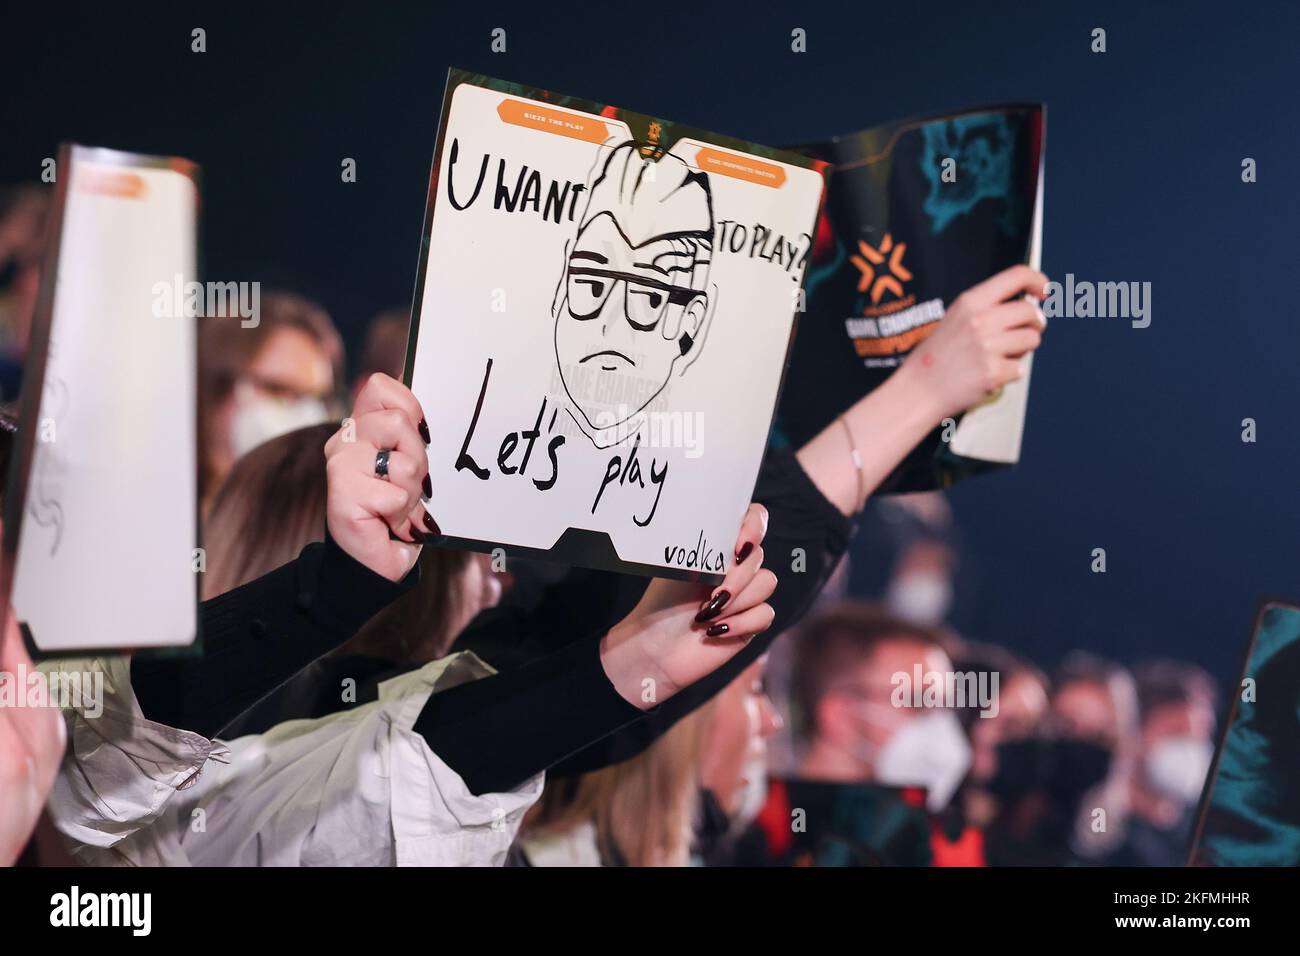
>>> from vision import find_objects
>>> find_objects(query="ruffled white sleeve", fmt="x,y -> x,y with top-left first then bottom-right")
174,651 -> 543,867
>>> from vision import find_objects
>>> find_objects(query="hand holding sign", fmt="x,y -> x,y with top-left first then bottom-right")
325,373 -> 437,582
795,265 -> 1050,517
600,503 -> 776,708
902,264 -> 1049,421
408,72 -> 825,582
780,104 -> 1047,488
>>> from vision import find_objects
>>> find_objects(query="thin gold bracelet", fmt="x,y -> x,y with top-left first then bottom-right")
839,415 -> 866,513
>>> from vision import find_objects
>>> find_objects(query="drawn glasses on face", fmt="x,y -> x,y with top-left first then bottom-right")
566,265 -> 703,332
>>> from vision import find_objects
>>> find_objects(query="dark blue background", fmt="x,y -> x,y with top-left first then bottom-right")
3,1 -> 1297,684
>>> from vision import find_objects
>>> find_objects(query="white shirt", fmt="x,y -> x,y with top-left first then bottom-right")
519,822 -> 605,867
45,652 -> 543,867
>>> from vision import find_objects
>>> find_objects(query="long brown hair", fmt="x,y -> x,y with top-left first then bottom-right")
202,422 -> 335,598
522,704 -> 712,866
202,422 -> 471,663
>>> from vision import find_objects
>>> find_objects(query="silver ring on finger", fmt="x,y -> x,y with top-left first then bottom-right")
374,448 -> 392,481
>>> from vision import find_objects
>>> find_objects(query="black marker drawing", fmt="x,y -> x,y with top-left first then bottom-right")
28,371 -> 68,556
553,141 -> 717,449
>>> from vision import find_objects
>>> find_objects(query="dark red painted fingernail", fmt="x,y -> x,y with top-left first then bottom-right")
388,527 -> 419,545
694,589 -> 730,623
422,474 -> 433,500
736,542 -> 753,563
418,418 -> 431,444
422,511 -> 441,536
706,623 -> 730,637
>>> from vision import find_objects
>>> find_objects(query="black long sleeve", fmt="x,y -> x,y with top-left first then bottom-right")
415,633 -> 648,795
432,445 -> 849,790
130,534 -> 417,737
549,444 -> 851,776
203,557 -> 645,749
188,447 -> 847,793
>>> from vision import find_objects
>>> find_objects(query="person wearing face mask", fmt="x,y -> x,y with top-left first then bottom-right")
1099,661 -> 1217,867
980,653 -> 1138,866
884,539 -> 955,628
730,602 -> 972,866
950,642 -> 1049,848
1052,654 -> 1140,863
694,656 -> 783,864
844,490 -> 961,630
198,291 -> 344,515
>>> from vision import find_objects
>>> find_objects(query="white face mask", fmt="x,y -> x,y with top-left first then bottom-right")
1145,736 -> 1213,805
866,708 -> 972,812
230,388 -> 331,458
886,572 -> 953,626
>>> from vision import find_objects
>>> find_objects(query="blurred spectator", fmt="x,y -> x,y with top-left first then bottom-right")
202,423 -> 334,599
760,555 -> 852,777
197,423 -> 486,738
887,538 -> 954,626
791,602 -> 968,808
520,657 -> 784,867
730,602 -> 971,865
198,291 -> 343,514
516,708 -> 707,866
1101,660 -> 1217,865
0,184 -> 49,398
695,656 -> 783,864
848,492 -> 959,628
951,641 -> 1050,832
350,308 -> 409,401
981,652 -> 1137,865
1057,652 -> 1140,861
205,422 -> 486,657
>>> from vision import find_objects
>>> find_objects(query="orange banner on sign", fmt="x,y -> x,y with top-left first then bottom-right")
695,148 -> 786,188
497,100 -> 610,144
76,167 -> 147,199
853,322 -> 939,357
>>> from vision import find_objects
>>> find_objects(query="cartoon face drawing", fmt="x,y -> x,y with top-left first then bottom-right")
554,142 -> 715,446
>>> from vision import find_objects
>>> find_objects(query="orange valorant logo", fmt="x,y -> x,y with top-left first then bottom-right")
851,233 -> 912,304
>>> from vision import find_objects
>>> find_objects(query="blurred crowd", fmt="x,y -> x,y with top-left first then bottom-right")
0,182 -> 1218,868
